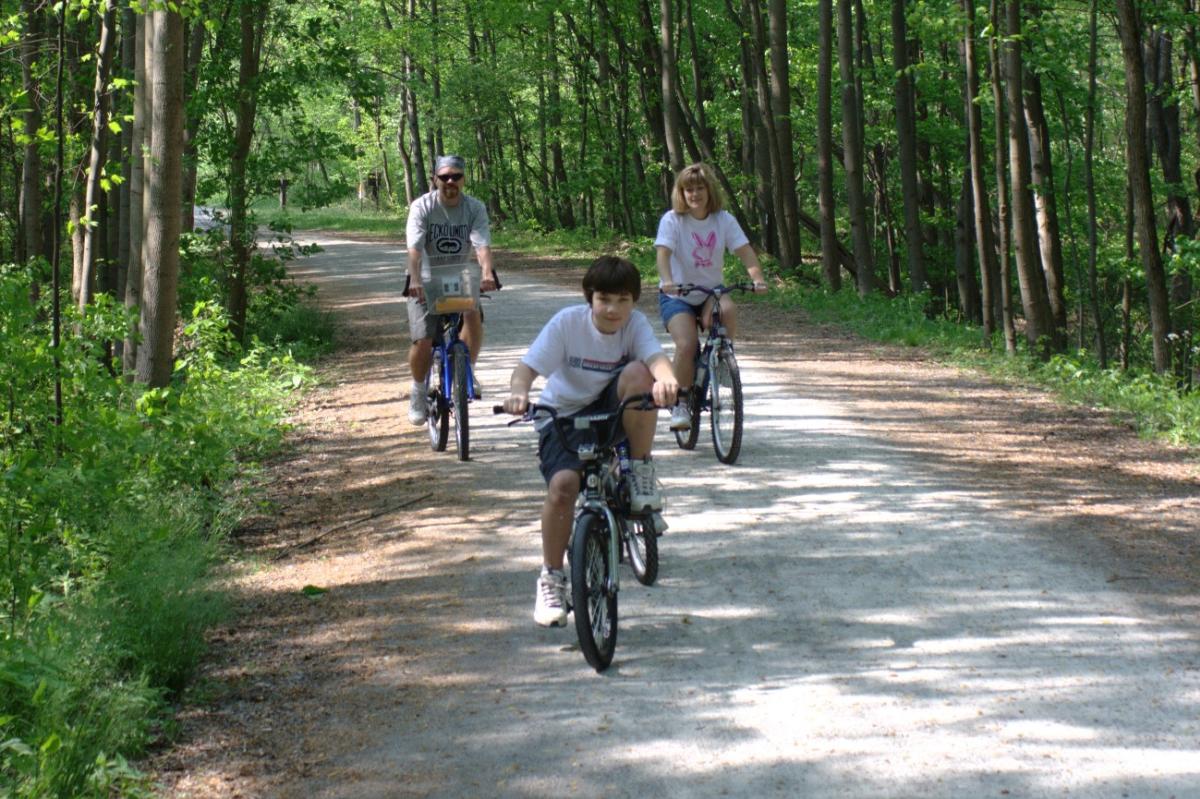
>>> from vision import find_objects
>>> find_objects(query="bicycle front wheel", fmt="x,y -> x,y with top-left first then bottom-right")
427,360 -> 449,452
571,511 -> 618,671
673,380 -> 702,450
451,348 -> 470,461
624,515 -> 659,586
709,345 -> 743,464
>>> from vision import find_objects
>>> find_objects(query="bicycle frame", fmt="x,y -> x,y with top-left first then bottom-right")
497,395 -> 656,597
677,283 -> 750,407
429,313 -> 475,406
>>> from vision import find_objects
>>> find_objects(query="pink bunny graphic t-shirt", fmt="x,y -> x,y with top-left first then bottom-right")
654,210 -> 749,306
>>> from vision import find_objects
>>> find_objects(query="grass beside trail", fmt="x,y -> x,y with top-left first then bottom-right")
265,206 -> 1199,449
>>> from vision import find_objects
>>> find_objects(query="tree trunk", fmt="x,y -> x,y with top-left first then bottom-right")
768,0 -> 800,267
546,13 -> 575,229
837,0 -> 874,295
892,0 -> 925,292
135,8 -> 184,388
1114,0 -> 1171,373
1005,0 -> 1054,356
961,0 -> 1000,341
79,0 -> 117,309
659,0 -> 685,173
404,0 -> 427,191
123,12 -> 147,375
955,170 -> 980,322
228,0 -> 267,344
745,0 -> 792,267
817,0 -> 841,291
1083,0 -> 1107,367
1022,47 -> 1068,349
19,0 -> 44,265
989,0 -> 1016,352
180,19 -> 206,233
1147,28 -> 1194,361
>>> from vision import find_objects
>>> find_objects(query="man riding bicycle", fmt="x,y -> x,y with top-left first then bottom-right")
405,154 -> 499,425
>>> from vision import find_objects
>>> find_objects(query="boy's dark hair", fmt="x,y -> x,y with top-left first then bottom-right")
583,255 -> 641,303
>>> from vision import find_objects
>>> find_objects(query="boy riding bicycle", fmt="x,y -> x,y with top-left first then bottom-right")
502,256 -> 679,627
655,163 -> 767,431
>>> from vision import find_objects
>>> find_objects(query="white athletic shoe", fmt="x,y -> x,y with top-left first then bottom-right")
628,459 -> 663,513
534,567 -> 568,627
408,391 -> 427,426
669,403 -> 692,431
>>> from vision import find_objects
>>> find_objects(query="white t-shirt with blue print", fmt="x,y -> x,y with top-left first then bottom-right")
522,304 -> 663,423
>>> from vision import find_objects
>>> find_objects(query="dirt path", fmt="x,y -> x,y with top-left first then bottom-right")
151,234 -> 1200,799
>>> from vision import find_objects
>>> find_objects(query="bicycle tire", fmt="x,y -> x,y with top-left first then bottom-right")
709,345 -> 743,464
571,511 -> 618,671
624,515 -> 659,586
427,358 -> 449,452
451,348 -> 470,461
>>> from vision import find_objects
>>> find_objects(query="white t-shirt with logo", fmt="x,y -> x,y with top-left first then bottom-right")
406,190 -> 491,279
654,210 -> 749,306
522,304 -> 663,421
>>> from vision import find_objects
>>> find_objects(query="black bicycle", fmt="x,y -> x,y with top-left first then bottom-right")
671,282 -> 754,464
496,394 -> 663,671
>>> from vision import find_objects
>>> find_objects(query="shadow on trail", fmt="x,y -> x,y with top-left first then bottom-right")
216,237 -> 1199,799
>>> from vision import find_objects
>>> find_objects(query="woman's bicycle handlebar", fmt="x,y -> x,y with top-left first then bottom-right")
666,282 -> 761,297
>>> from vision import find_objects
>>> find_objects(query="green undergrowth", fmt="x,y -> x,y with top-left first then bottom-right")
0,235 -> 329,797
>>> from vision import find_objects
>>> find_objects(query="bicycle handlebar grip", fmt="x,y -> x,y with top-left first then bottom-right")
492,405 -> 506,414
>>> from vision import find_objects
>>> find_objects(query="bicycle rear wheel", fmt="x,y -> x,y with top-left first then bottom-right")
427,358 -> 449,452
709,344 -> 743,464
571,511 -> 618,671
451,348 -> 470,461
624,515 -> 659,586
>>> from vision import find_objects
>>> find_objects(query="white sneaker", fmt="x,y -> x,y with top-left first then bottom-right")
628,459 -> 662,513
669,402 -> 692,431
534,567 -> 568,627
408,391 -> 427,425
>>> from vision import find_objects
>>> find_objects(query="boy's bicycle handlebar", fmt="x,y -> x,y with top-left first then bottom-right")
493,393 -> 659,455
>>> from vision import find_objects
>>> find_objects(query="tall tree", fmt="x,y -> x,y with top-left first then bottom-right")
79,0 -> 118,309
135,7 -> 184,387
961,0 -> 1000,340
1004,0 -> 1054,356
1114,0 -> 1172,373
1083,0 -> 1107,367
767,0 -> 800,269
122,12 -> 147,375
989,0 -> 1016,352
18,0 -> 44,266
838,0 -> 874,295
892,0 -> 925,292
227,0 -> 268,344
817,0 -> 842,291
659,0 -> 685,174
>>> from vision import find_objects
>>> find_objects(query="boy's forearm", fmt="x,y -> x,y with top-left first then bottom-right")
509,363 -> 537,397
647,353 -> 676,384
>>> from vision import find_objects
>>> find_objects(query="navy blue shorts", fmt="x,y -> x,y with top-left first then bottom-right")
537,378 -> 624,483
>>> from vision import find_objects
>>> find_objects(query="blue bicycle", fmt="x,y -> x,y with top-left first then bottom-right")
426,311 -> 477,461
671,283 -> 754,464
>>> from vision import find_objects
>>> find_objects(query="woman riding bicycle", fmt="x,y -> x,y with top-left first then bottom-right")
655,163 -> 767,431
502,256 -> 678,628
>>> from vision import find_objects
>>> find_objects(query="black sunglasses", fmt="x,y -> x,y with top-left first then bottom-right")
436,172 -> 464,183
